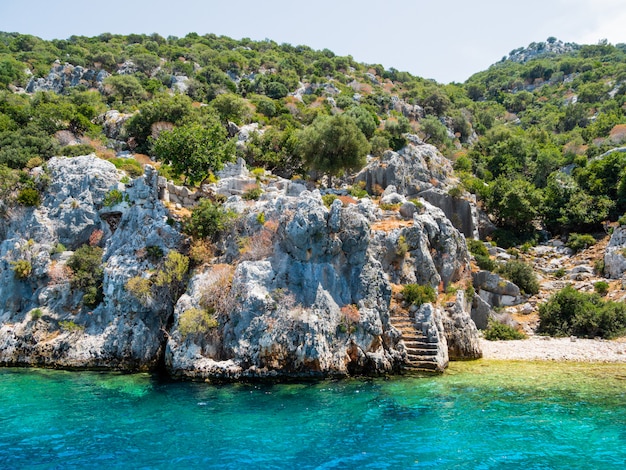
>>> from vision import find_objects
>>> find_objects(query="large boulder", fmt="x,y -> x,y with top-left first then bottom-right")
472,270 -> 523,307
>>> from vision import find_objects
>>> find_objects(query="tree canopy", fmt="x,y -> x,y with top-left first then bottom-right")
152,117 -> 235,186
296,114 -> 370,185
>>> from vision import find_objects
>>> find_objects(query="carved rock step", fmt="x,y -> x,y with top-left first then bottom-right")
406,349 -> 439,358
400,335 -> 438,344
403,341 -> 439,350
402,362 -> 442,372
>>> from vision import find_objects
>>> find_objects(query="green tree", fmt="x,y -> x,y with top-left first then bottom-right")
152,119 -> 235,186
297,114 -> 370,187
103,75 -> 147,104
125,93 -> 194,152
344,105 -> 378,139
420,116 -> 449,146
210,93 -> 251,124
485,177 -> 543,230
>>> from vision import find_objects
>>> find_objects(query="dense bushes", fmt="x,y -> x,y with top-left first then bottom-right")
566,233 -> 596,253
67,245 -> 104,307
402,283 -> 437,307
184,199 -> 235,240
498,260 -> 540,295
178,308 -> 218,338
538,285 -> 626,338
483,320 -> 526,340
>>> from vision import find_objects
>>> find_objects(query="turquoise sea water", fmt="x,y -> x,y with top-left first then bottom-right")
1,361 -> 625,469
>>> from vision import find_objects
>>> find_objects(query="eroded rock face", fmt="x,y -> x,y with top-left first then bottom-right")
605,226 -> 626,279
355,144 -> 454,197
166,191 -> 480,380
354,143 -> 484,238
1,155 -> 481,379
26,62 -> 109,94
0,156 -> 181,370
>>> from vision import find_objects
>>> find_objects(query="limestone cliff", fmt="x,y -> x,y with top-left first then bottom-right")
0,155 -> 180,369
0,154 -> 481,379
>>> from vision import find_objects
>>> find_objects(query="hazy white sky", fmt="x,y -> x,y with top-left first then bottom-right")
1,0 -> 625,83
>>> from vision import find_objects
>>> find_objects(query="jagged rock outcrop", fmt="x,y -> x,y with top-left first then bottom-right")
356,144 -> 454,196
166,189 -> 480,380
355,143 -> 482,238
26,61 -> 109,94
0,155 -> 181,369
604,226 -> 626,279
442,291 -> 482,359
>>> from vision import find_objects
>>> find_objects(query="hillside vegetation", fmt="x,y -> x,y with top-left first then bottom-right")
1,32 -> 626,245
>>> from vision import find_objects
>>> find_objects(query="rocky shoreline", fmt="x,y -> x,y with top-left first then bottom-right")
479,336 -> 626,363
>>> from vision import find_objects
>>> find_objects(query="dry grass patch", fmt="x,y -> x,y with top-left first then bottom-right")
371,219 -> 413,232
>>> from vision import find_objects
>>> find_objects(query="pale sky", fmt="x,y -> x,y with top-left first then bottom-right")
1,0 -> 625,83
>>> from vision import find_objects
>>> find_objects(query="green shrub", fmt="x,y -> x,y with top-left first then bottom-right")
553,267 -> 566,279
490,229 -> 522,249
125,276 -> 152,305
396,235 -> 409,257
402,284 -> 437,307
178,308 -> 218,338
483,320 -> 526,340
467,239 -> 489,258
322,194 -> 338,207
538,285 -> 626,338
594,259 -> 605,276
256,212 -> 266,225
566,233 -> 596,253
108,157 -> 144,178
53,242 -> 66,254
498,260 -> 539,295
62,144 -> 96,157
379,202 -> 401,211
154,250 -> 189,287
594,281 -> 609,296
465,285 -> 475,302
242,186 -> 263,200
349,181 -> 368,198
184,199 -> 235,240
448,186 -> 463,198
29,308 -> 43,321
11,259 -> 32,279
103,188 -> 124,207
67,245 -> 104,307
143,245 -> 162,261
474,254 -> 497,272
59,320 -> 84,332
618,214 -> 626,226
17,187 -> 41,206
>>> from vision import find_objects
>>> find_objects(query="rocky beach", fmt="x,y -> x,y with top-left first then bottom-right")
480,336 -> 626,362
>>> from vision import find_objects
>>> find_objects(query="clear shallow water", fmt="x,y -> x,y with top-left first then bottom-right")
0,361 -> 625,469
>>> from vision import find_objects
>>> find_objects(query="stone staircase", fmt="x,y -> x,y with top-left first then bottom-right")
389,308 -> 443,373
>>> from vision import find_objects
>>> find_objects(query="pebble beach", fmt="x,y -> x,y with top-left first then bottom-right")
480,336 -> 626,363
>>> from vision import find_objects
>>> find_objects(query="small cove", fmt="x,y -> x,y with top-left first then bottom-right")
1,361 -> 625,469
